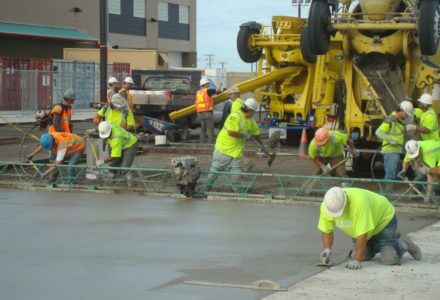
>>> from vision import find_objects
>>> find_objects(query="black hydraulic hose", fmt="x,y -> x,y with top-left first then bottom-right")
370,146 -> 382,179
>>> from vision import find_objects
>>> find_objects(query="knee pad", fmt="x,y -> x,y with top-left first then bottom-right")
380,245 -> 401,265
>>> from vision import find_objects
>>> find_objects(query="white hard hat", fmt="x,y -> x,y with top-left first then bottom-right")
108,76 -> 119,84
418,93 -> 433,105
243,98 -> 259,111
399,100 -> 414,116
323,187 -> 347,217
111,94 -> 128,109
227,86 -> 240,95
98,121 -> 112,138
124,76 -> 134,84
200,77 -> 210,86
405,139 -> 420,159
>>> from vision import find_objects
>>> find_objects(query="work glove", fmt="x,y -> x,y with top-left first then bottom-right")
397,169 -> 406,178
387,139 -> 400,146
405,124 -> 417,132
96,159 -> 105,167
27,154 -> 34,162
419,164 -> 430,175
346,260 -> 361,270
39,173 -> 47,180
320,248 -> 331,264
320,164 -> 331,175
351,149 -> 360,158
244,132 -> 253,140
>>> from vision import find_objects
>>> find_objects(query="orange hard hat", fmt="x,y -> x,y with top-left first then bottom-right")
314,128 -> 329,146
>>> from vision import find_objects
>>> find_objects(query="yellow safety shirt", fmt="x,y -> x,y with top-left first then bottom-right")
375,112 -> 405,153
108,125 -> 138,158
403,140 -> 440,167
215,110 -> 260,158
98,105 -> 135,127
415,108 -> 439,141
308,131 -> 347,159
318,188 -> 395,239
230,98 -> 244,114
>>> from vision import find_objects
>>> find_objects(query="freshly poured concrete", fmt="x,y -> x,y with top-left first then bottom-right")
0,189 -> 436,300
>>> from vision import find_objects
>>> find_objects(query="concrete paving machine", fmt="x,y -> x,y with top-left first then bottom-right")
169,0 -> 440,172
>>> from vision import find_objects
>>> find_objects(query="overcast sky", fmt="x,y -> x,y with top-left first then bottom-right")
196,0 -> 310,72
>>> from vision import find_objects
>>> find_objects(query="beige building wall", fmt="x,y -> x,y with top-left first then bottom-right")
63,48 -> 169,70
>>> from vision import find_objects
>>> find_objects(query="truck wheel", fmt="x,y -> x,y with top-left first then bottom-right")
300,25 -> 317,63
237,22 -> 262,63
418,0 -> 440,55
308,0 -> 331,55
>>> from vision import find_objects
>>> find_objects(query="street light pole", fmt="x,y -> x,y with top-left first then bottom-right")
99,0 -> 108,102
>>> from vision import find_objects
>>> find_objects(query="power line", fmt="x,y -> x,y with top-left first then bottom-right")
218,61 -> 228,69
205,54 -> 215,68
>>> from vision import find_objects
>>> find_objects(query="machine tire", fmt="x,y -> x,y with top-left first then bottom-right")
418,0 -> 440,55
237,22 -> 262,63
300,25 -> 317,63
308,0 -> 331,55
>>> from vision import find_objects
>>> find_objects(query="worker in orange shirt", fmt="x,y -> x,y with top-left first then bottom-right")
27,132 -> 85,182
49,89 -> 76,133
119,76 -> 134,111
195,77 -> 221,143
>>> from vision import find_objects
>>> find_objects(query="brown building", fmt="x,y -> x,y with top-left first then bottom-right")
0,0 -> 197,67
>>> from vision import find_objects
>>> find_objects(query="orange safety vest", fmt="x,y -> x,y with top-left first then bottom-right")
195,88 -> 214,113
52,132 -> 85,155
120,88 -> 134,111
49,104 -> 72,133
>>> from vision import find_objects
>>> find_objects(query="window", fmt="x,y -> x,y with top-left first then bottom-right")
179,5 -> 189,24
158,1 -> 168,21
108,0 -> 121,15
133,0 -> 145,18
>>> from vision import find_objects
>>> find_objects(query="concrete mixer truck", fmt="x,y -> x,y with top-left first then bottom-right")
169,0 -> 440,172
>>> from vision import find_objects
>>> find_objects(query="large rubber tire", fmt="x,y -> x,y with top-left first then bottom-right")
300,25 -> 317,63
237,22 -> 262,63
418,0 -> 440,55
308,0 -> 331,55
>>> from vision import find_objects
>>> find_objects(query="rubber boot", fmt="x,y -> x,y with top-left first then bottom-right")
380,245 -> 401,265
398,235 -> 422,260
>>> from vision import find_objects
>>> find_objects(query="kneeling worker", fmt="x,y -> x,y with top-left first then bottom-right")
318,187 -> 421,270
28,132 -> 85,181
96,121 -> 138,170
308,128 -> 356,177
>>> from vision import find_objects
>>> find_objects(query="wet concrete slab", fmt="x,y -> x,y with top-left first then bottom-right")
0,189 -> 437,300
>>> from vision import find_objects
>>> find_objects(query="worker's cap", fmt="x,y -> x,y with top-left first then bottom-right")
200,77 -> 210,86
405,139 -> 420,159
63,89 -> 76,100
227,86 -> 240,95
323,187 -> 347,217
40,133 -> 54,150
418,93 -> 433,105
243,98 -> 259,111
111,94 -> 128,109
314,128 -> 329,146
124,76 -> 134,84
98,121 -> 112,138
108,76 -> 119,84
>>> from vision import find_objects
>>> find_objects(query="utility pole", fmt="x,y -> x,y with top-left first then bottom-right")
99,0 -> 107,102
218,61 -> 228,69
205,54 -> 215,68
292,0 -> 311,18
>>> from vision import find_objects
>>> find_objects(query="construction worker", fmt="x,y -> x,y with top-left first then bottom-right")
228,86 -> 243,114
27,132 -> 85,182
308,128 -> 356,177
93,94 -> 135,131
96,121 -> 138,171
398,139 -> 440,202
119,76 -> 134,111
406,93 -> 439,141
195,77 -> 221,143
318,187 -> 421,269
375,100 -> 414,180
107,76 -> 120,103
48,89 -> 76,133
208,98 -> 265,181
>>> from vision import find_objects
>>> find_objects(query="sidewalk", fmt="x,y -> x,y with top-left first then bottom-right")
0,109 -> 95,124
265,221 -> 440,300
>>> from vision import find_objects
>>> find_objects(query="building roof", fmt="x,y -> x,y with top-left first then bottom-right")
0,21 -> 97,43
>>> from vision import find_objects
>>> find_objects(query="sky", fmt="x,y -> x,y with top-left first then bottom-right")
196,0 -> 310,72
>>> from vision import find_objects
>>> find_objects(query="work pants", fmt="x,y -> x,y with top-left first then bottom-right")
206,149 -> 242,188
383,152 -> 401,180
49,149 -> 84,182
199,111 -> 214,144
108,141 -> 139,177
312,155 -> 347,177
